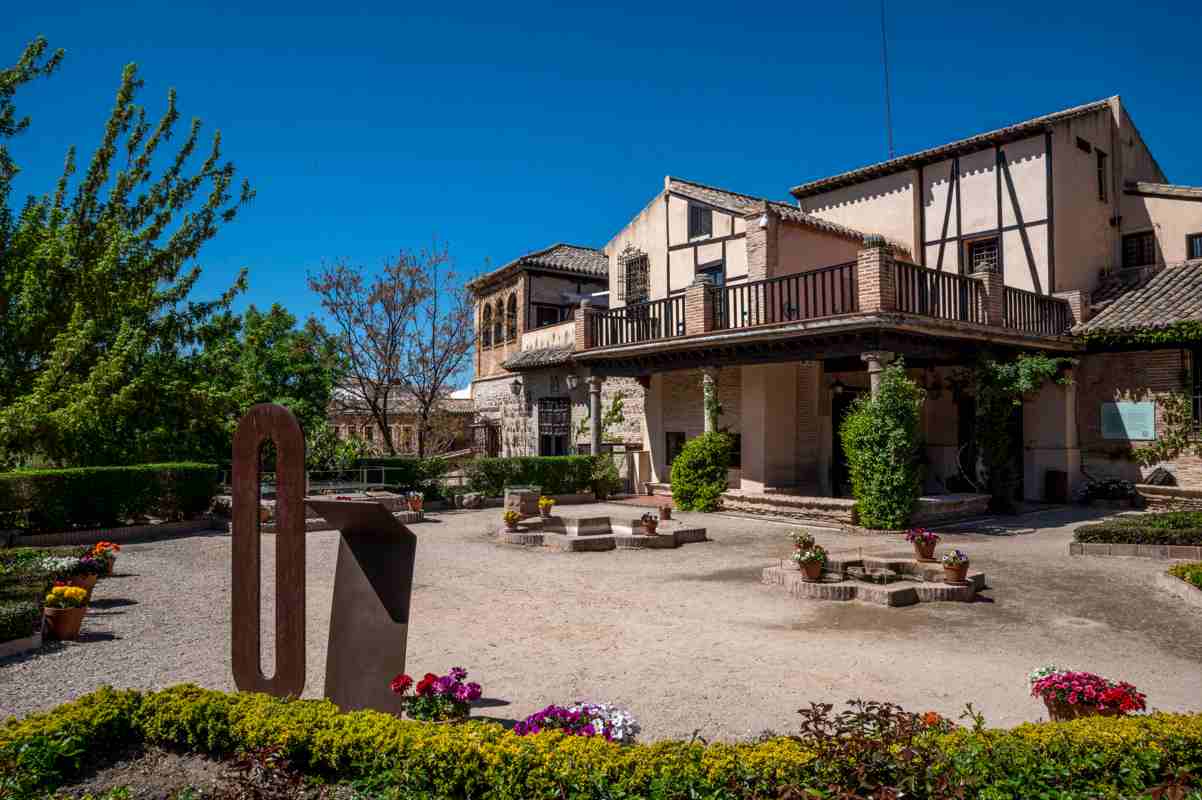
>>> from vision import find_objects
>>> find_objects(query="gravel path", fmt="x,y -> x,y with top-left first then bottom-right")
3,504 -> 1201,740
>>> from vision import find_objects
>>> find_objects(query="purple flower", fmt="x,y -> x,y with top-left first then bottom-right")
450,666 -> 468,681
465,682 -> 482,701
453,683 -> 471,702
433,676 -> 455,695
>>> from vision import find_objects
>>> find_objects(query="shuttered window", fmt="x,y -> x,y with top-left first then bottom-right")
688,204 -> 712,238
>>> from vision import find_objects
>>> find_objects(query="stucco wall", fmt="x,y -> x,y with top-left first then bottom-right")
1051,106 -> 1116,292
605,192 -> 669,304
774,224 -> 861,276
520,319 -> 575,351
1121,192 -> 1202,264
801,170 -> 918,256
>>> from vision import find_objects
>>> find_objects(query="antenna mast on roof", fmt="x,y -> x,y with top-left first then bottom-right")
879,0 -> 895,159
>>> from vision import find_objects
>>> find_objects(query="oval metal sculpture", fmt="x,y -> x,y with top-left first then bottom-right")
231,403 -> 307,697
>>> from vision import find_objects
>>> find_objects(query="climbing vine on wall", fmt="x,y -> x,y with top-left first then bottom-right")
1131,391 -> 1200,467
966,353 -> 1075,511
575,391 -> 626,443
1081,321 -> 1202,350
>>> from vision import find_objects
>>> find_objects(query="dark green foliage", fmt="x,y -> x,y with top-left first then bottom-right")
356,457 -> 449,500
464,456 -> 597,497
4,686 -> 1202,800
0,546 -> 80,643
1168,561 -> 1202,590
1075,513 -> 1202,545
1082,320 -> 1202,349
670,431 -> 733,512
839,364 -> 925,529
0,463 -> 217,532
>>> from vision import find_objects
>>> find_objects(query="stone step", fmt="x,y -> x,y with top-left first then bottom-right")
762,565 -> 985,606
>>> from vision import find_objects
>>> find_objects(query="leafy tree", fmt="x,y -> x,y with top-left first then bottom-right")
840,363 -> 925,529
0,37 -> 255,466
309,242 -> 474,457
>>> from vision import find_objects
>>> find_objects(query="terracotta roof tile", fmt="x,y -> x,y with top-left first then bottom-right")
469,243 -> 607,292
502,345 -> 575,371
1080,260 -> 1202,333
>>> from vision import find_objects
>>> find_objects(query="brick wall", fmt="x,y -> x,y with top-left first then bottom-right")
475,275 -> 524,379
661,368 -> 744,441
1077,349 -> 1202,486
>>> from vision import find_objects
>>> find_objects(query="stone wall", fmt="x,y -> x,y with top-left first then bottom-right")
1076,349 -> 1202,487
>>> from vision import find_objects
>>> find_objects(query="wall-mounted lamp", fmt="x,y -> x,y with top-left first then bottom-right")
510,378 -> 523,398
565,373 -> 580,392
830,378 -> 846,395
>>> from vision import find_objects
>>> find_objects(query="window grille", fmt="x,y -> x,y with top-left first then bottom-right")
505,294 -> 518,341
1187,233 -> 1202,261
617,244 -> 650,303
481,305 -> 493,348
688,204 -> 713,238
968,238 -> 1000,274
1122,232 -> 1156,268
492,300 -> 504,344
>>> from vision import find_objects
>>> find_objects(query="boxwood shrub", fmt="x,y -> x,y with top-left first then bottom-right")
670,431 -> 733,512
3,686 -> 1202,799
0,463 -> 218,533
1074,512 -> 1202,545
464,456 -> 596,497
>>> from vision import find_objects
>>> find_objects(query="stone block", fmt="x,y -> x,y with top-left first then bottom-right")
499,530 -> 544,547
796,580 -> 857,601
551,535 -> 616,553
1109,544 -> 1138,556
1068,542 -> 1083,555
916,582 -> 976,602
614,534 -> 677,550
563,516 -> 613,536
1083,543 -> 1112,556
1168,545 -> 1202,560
672,527 -> 708,545
1137,544 -> 1170,559
856,584 -> 919,607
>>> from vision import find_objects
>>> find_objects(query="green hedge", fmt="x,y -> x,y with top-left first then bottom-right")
464,457 -> 596,497
0,463 -> 218,533
1074,513 -> 1202,545
355,457 -> 449,500
2,686 -> 1202,799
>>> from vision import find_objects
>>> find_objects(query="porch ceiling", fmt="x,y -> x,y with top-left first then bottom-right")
574,312 -> 1079,376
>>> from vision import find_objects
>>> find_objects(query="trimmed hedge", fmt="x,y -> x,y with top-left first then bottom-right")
1075,512 -> 1202,545
2,686 -> 1202,799
465,457 -> 596,497
0,463 -> 218,533
1169,561 -> 1202,590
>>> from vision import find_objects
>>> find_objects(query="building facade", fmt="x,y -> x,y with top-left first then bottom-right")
475,96 -> 1202,499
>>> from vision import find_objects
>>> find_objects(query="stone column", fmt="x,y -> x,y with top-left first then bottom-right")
701,367 -> 720,433
587,375 -> 604,455
861,351 -> 895,395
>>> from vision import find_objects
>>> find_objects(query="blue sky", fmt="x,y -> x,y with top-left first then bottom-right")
5,0 -> 1200,325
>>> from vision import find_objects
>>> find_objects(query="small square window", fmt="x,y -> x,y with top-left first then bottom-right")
688,204 -> 712,239
967,238 -> 1000,274
1122,231 -> 1156,268
1187,233 -> 1202,261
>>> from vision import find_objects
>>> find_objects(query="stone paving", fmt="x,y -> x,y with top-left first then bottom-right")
2,503 -> 1201,741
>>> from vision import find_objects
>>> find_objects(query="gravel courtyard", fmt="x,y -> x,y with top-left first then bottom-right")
3,503 -> 1201,740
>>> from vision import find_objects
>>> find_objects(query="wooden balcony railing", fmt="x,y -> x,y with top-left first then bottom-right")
1003,286 -> 1073,336
714,262 -> 858,330
894,261 -> 985,324
588,295 -> 686,348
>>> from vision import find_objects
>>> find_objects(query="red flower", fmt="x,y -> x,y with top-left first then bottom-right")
390,673 -> 413,695
415,672 -> 438,697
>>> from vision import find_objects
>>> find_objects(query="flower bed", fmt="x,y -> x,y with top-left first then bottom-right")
1074,512 -> 1202,545
4,686 -> 1202,799
0,546 -> 90,645
1168,561 -> 1202,590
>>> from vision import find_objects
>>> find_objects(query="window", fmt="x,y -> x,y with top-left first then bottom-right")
688,204 -> 712,238
534,304 -> 566,328
481,305 -> 493,348
549,374 -> 561,395
699,261 -> 725,326
1097,150 -> 1108,202
617,244 -> 649,303
967,237 -> 1000,274
665,432 -> 687,469
505,294 -> 518,341
1075,136 -> 1092,153
1122,231 -> 1157,268
1187,233 -> 1202,261
729,433 -> 742,469
362,425 -> 374,443
492,300 -> 504,345
538,397 -> 570,456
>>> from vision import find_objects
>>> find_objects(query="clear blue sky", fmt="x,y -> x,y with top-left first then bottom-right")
6,0 -> 1200,324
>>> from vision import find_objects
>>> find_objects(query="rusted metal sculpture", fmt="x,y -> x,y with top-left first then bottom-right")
231,403 -> 307,697
231,403 -> 417,713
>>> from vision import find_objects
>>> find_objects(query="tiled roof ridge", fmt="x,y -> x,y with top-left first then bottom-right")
468,242 -> 608,290
790,96 -> 1117,198
1080,258 -> 1202,333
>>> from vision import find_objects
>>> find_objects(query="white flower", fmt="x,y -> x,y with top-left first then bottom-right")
1028,664 -> 1067,685
39,556 -> 81,574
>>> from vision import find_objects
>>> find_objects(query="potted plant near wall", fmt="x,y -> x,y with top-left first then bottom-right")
538,496 -> 556,519
906,528 -> 940,562
658,505 -> 671,521
789,529 -> 816,552
792,544 -> 828,581
43,584 -> 89,641
407,491 -> 424,513
941,549 -> 970,584
640,513 -> 658,535
1028,666 -> 1147,721
503,510 -> 521,531
68,553 -> 106,601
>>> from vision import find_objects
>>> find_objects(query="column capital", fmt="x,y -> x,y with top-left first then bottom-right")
860,350 -> 895,369
585,374 -> 605,391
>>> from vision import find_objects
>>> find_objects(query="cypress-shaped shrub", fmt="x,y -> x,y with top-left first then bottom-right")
839,364 -> 925,529
670,431 -> 733,512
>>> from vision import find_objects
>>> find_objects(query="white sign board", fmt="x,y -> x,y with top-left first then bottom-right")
1100,401 -> 1156,441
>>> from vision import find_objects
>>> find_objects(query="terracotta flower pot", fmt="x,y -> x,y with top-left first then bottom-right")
802,561 -> 823,581
44,606 -> 86,641
643,521 -> 658,536
912,541 -> 936,562
539,509 -> 552,519
1044,698 -> 1119,722
505,522 -> 519,532
659,506 -> 672,521
103,559 -> 115,577
69,573 -> 98,599
943,563 -> 969,584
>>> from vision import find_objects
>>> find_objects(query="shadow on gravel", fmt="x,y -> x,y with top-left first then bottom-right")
91,598 -> 138,609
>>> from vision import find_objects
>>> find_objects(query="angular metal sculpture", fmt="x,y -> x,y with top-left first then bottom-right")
231,404 -> 417,713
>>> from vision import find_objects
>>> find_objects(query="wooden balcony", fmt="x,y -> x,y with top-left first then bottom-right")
579,258 -> 1074,351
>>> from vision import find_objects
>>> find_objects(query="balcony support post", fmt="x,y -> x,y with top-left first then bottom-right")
972,270 -> 1005,326
587,374 -> 604,455
574,298 -> 595,350
684,274 -> 716,336
701,367 -> 720,433
856,235 -> 897,313
861,351 -> 895,396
